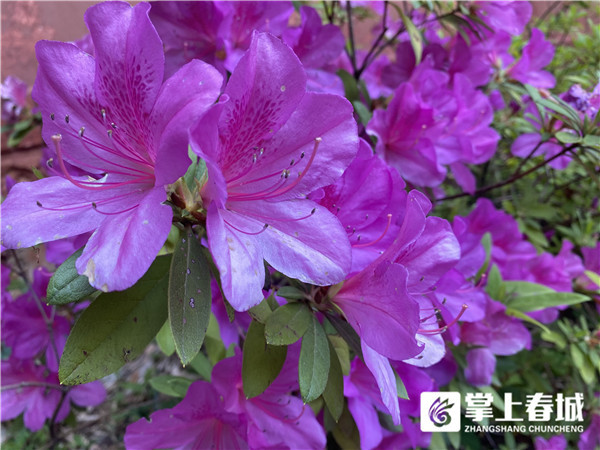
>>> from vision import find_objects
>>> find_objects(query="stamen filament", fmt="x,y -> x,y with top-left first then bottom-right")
352,214 -> 392,248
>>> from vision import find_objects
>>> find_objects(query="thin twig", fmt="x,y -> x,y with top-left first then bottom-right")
356,1 -> 389,79
437,144 -> 578,202
1,382 -> 67,392
345,1 -> 357,74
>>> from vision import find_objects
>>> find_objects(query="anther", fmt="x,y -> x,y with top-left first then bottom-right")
46,158 -> 54,169
110,122 -> 117,129
92,202 -> 97,209
36,201 -> 43,207
65,115 -> 70,124
101,109 -> 106,122
78,127 -> 85,138
300,152 -> 305,159
259,148 -> 265,156
252,154 -> 258,163
290,159 -> 295,166
50,113 -> 55,121
107,129 -> 113,138
310,208 -> 316,215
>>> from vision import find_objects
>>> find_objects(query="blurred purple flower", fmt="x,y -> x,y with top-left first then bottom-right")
1,75 -> 28,122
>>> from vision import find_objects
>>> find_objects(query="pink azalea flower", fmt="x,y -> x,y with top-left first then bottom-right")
473,1 -> 532,36
508,28 -> 556,89
191,32 -> 358,311
0,2 -> 222,292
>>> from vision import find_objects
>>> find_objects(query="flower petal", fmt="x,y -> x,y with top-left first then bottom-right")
152,59 -> 223,185
206,203 -> 265,311
76,187 -> 172,291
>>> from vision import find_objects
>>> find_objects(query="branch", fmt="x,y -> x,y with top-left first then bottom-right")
345,1 -> 357,75
436,144 -> 578,202
1,382 -> 67,392
355,1 -> 389,79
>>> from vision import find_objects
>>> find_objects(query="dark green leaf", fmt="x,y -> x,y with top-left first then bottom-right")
326,314 -> 363,358
337,69 -> 359,102
242,320 -> 287,398
168,226 -> 212,366
352,101 -> 372,126
299,315 -> 330,402
149,375 -> 193,398
264,302 -> 312,346
485,264 -> 503,300
276,286 -> 307,300
248,295 -> 275,324
322,339 -> 344,422
504,281 -> 589,312
59,256 -> 171,385
47,248 -> 97,305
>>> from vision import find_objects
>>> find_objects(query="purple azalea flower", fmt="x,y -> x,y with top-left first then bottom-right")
191,32 -> 358,311
579,412 -> 600,450
1,268 -> 70,372
282,6 -> 345,95
535,434 -> 567,450
563,83 -> 600,119
311,138 -> 406,273
210,351 -> 326,449
461,298 -> 532,386
508,28 -> 555,89
0,2 -> 222,292
368,63 -> 498,189
124,380 -> 248,450
1,358 -> 105,432
218,1 -> 294,71
472,1 -> 532,36
149,1 -> 227,78
1,75 -> 28,122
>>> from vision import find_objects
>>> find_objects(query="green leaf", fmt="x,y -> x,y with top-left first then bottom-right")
352,101 -> 372,126
264,302 -> 312,346
248,295 -> 275,324
485,264 -> 503,300
584,270 -> 600,288
168,226 -> 212,366
583,134 -> 600,149
242,320 -> 287,398
322,339 -> 344,422
299,315 -> 330,403
504,281 -> 590,312
205,314 -> 226,365
188,351 -> 212,381
59,256 -> 171,385
328,335 -> 351,376
555,131 -> 582,144
276,286 -> 307,300
337,69 -> 359,102
570,344 -> 596,384
326,314 -> 363,358
397,6 -> 423,65
155,320 -> 175,356
47,248 -> 97,305
475,233 -> 492,282
149,375 -> 192,398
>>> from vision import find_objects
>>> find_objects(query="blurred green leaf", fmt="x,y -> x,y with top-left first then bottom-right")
149,375 -> 192,398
